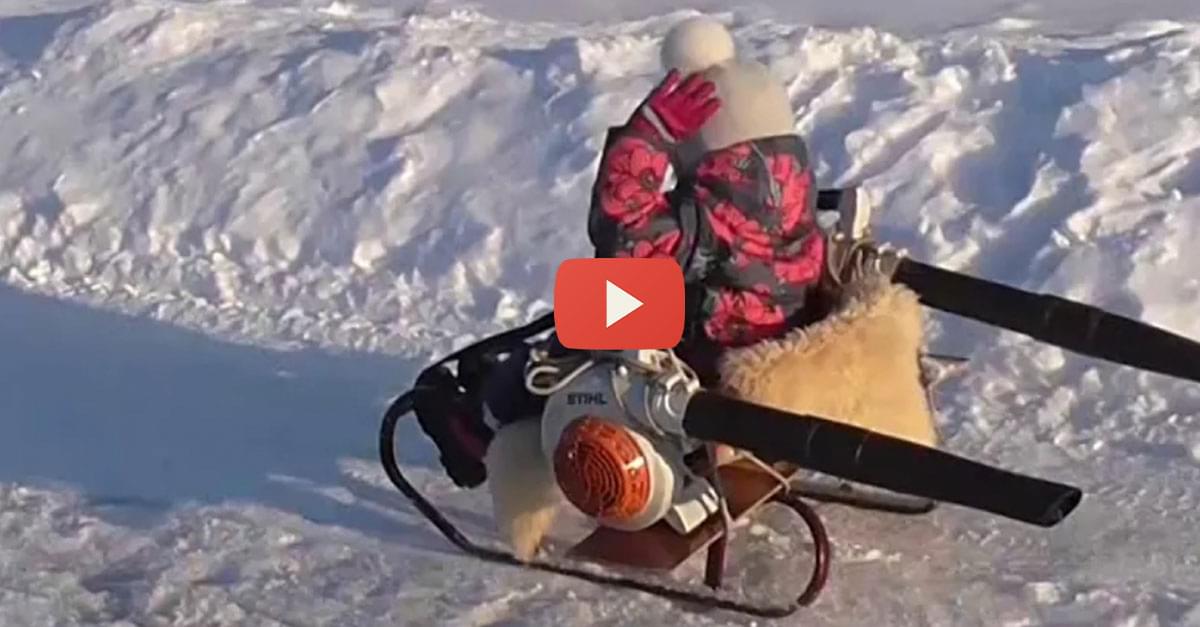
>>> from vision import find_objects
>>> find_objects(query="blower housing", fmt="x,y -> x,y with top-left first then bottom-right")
537,354 -> 720,533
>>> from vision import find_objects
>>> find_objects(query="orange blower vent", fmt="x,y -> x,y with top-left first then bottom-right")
553,417 -> 653,524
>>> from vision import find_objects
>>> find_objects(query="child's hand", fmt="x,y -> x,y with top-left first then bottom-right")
632,69 -> 721,143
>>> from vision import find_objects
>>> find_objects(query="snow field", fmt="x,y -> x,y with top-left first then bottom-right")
1,1 -> 1200,624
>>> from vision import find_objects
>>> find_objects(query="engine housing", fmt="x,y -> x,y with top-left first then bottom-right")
538,356 -> 720,533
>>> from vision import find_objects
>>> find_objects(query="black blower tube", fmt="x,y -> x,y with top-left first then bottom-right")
682,391 -> 1082,527
894,259 -> 1200,385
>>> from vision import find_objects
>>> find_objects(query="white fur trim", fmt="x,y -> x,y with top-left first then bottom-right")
484,420 -> 562,561
717,277 -> 940,447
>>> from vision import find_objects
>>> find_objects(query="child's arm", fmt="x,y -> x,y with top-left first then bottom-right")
588,71 -> 720,261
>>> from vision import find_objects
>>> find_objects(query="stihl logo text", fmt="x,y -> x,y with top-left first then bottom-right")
567,392 -> 606,406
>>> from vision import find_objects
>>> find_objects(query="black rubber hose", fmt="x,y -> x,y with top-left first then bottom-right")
682,391 -> 1082,527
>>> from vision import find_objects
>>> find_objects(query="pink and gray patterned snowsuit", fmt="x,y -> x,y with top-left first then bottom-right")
588,116 -> 826,367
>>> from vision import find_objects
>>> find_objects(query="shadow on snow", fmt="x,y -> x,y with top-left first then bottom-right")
0,283 -> 450,542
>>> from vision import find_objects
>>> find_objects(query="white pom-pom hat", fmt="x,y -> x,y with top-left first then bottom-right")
698,59 -> 796,152
659,17 -> 796,158
660,16 -> 736,74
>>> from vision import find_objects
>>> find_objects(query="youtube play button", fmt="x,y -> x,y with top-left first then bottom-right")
605,280 -> 642,327
554,258 -> 684,350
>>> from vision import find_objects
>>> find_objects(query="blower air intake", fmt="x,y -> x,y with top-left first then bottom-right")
552,416 -> 673,530
536,351 -> 722,534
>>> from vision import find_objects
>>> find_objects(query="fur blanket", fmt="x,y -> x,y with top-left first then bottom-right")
717,276 -> 940,447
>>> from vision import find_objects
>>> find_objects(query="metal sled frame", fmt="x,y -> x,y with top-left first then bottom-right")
380,389 -> 832,618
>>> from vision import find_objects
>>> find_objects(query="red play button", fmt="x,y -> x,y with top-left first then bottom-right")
554,258 -> 685,350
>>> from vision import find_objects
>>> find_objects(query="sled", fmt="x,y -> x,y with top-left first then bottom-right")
379,348 -> 1077,618
381,393 -> 835,618
377,187 -> 1200,618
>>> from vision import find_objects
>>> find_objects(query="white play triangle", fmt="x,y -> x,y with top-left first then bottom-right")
605,280 -> 643,328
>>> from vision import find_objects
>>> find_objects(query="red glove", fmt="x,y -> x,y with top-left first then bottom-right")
632,69 -> 721,144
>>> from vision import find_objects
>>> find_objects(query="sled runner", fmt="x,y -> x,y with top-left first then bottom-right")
378,187 -> 1200,618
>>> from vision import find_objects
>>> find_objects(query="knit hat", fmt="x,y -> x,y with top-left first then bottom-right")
698,59 -> 796,152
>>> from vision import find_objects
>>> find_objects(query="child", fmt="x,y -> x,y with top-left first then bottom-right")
587,17 -> 825,382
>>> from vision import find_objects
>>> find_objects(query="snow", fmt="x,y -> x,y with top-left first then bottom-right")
2,0 -> 1200,625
